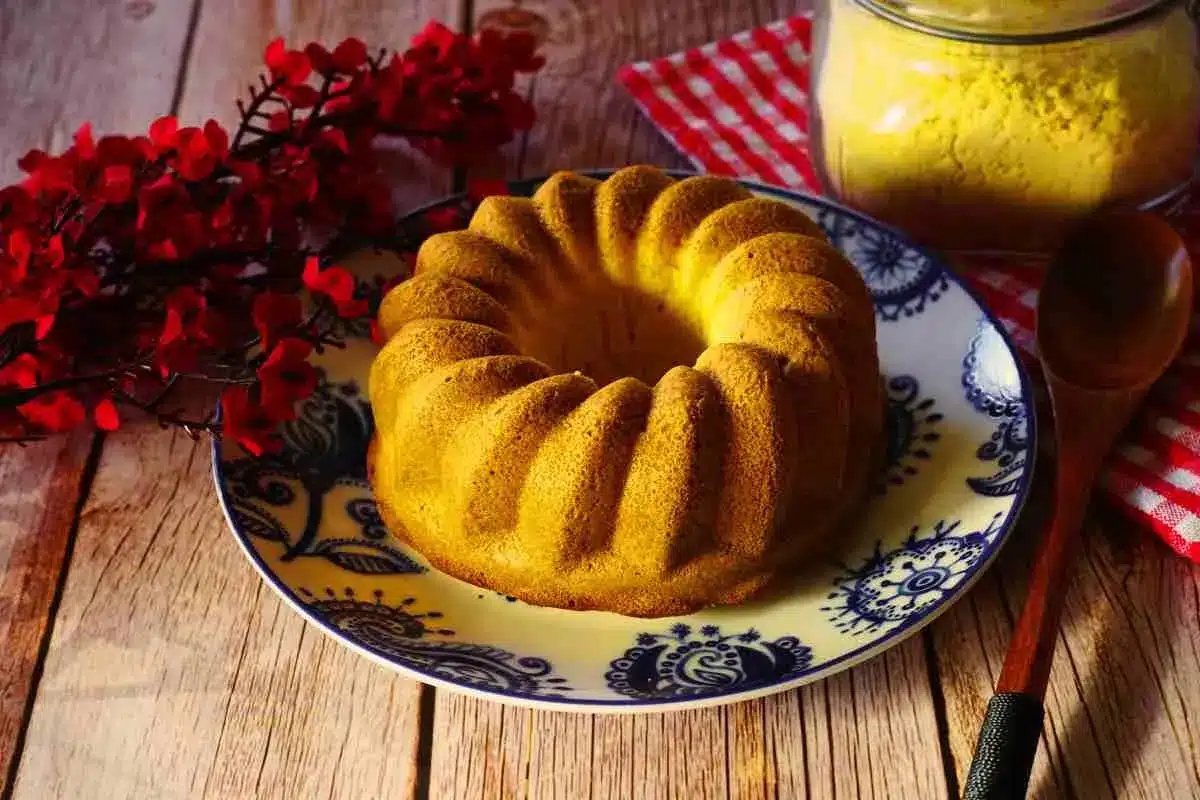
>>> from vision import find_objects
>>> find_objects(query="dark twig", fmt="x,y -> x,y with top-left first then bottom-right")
231,73 -> 289,151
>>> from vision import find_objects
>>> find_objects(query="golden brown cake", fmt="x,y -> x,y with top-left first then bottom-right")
367,166 -> 882,617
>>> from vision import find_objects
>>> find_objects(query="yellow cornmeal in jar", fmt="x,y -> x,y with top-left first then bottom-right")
811,3 -> 1200,252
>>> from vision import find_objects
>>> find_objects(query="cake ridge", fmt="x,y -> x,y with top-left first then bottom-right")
635,175 -> 751,297
470,195 -> 574,300
414,229 -> 546,324
448,371 -> 597,543
594,165 -> 675,286
532,172 -> 602,277
515,376 -> 652,568
698,341 -> 800,559
608,364 -> 727,575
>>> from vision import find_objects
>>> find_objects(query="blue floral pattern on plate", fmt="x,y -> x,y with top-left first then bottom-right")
214,170 -> 1036,711
300,587 -> 574,698
880,374 -> 942,493
605,624 -> 813,700
822,513 -> 1004,635
962,319 -> 1030,497
814,208 -> 950,321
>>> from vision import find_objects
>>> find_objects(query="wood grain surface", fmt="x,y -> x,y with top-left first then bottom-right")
3,0 -> 1200,798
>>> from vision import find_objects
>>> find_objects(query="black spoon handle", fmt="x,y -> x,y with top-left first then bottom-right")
962,692 -> 1044,799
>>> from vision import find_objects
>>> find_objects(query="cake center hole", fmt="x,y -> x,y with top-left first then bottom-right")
521,281 -> 706,387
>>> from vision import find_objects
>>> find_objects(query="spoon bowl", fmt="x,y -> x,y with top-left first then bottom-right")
1038,210 -> 1193,391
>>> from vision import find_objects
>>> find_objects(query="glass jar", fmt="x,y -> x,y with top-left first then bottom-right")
809,0 -> 1200,254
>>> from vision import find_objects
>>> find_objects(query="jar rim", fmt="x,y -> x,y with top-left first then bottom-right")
853,0 -> 1185,44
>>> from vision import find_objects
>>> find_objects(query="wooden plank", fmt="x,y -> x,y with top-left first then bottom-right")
429,1 -> 950,798
433,639 -> 948,800
8,426 -> 420,799
0,434 -> 93,793
485,0 -> 796,175
0,0 -> 199,791
0,0 -> 196,183
9,2 -> 463,797
799,640 -> 950,799
933,477 -> 1200,797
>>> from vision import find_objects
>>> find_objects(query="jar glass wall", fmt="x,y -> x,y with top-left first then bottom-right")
809,0 -> 1200,254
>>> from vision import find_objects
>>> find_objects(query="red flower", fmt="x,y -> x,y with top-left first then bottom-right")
45,234 -> 65,269
136,175 -> 210,259
332,38 -> 369,72
137,174 -> 188,232
73,123 -> 97,161
227,159 -> 262,187
0,296 -> 43,335
252,291 -> 303,350
145,239 -> 178,260
302,256 -> 369,318
0,353 -> 39,388
221,386 -> 281,456
204,120 -> 229,157
314,128 -> 349,155
17,390 -> 86,432
173,122 -> 228,182
257,337 -> 318,419
35,313 -> 54,340
324,78 -> 356,113
94,135 -> 145,169
17,150 -> 74,195
160,287 -> 206,346
304,43 -> 334,75
281,84 -> 320,109
499,93 -> 535,131
155,287 -> 226,373
0,29 -> 545,449
265,38 -> 312,86
100,164 -> 134,202
467,177 -> 509,203
0,185 -> 36,226
149,116 -> 179,153
268,110 -> 291,133
65,266 -> 99,298
410,21 -> 458,57
424,206 -> 462,232
7,228 -> 32,280
93,398 -> 120,431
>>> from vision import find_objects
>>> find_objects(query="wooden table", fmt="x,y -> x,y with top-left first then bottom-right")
2,1 -> 1199,798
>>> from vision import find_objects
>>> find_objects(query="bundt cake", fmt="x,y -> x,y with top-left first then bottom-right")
367,166 -> 882,617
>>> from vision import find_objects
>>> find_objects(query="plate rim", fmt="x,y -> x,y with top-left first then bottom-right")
213,169 -> 1039,713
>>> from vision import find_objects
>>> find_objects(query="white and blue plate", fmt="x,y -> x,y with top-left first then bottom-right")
214,171 -> 1036,712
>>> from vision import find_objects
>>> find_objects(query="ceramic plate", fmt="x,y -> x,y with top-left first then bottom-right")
214,170 -> 1036,712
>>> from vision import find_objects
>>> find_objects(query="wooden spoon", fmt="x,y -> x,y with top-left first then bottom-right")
963,211 -> 1193,799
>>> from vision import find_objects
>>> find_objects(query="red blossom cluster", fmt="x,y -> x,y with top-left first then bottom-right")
0,22 -> 540,455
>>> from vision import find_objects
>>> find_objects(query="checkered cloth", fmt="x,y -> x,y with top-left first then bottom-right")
617,14 -> 1200,560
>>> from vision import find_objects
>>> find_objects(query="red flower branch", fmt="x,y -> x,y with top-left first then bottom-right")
0,22 -> 542,455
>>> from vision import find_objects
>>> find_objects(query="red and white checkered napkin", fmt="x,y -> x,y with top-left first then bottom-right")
617,14 -> 1200,560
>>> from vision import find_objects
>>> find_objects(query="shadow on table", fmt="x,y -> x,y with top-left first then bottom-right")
1029,507 -> 1193,800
